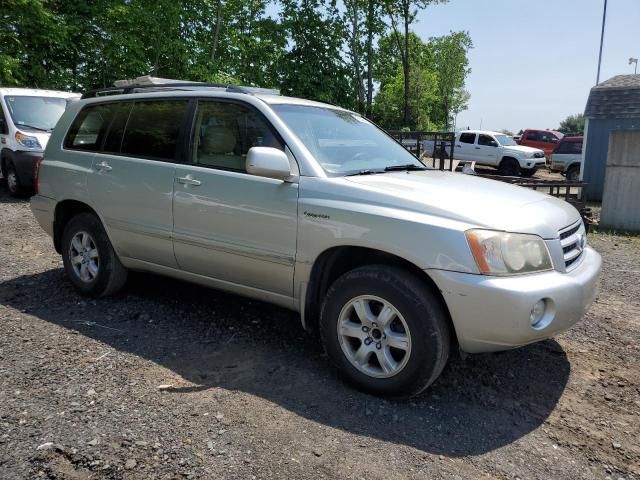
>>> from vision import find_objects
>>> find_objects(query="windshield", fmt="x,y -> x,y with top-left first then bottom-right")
272,104 -> 424,175
494,134 -> 517,146
5,96 -> 69,131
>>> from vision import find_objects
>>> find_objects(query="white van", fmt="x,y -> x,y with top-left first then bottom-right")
0,88 -> 80,196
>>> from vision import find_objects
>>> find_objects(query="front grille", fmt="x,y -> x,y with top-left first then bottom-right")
559,221 -> 586,271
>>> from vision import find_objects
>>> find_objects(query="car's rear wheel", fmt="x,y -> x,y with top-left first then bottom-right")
566,165 -> 580,182
521,166 -> 537,177
61,212 -> 128,297
498,157 -> 521,177
319,265 -> 450,398
5,162 -> 24,197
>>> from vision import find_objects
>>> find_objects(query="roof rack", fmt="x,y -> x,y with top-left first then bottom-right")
82,76 -> 280,99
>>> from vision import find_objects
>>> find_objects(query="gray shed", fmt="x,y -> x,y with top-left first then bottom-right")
583,74 -> 640,201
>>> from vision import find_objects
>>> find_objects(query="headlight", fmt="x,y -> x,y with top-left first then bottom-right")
15,131 -> 42,149
466,229 -> 553,275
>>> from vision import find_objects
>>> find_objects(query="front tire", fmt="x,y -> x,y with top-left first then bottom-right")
498,158 -> 521,177
521,166 -> 537,177
61,213 -> 128,297
5,162 -> 24,197
319,265 -> 450,398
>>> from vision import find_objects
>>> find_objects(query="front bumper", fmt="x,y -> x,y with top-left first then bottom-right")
428,246 -> 602,353
8,150 -> 43,189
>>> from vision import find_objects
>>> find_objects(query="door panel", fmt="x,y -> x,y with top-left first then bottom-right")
172,166 -> 298,296
476,134 -> 499,166
172,99 -> 298,297
456,133 -> 476,161
89,154 -> 177,266
73,99 -> 190,268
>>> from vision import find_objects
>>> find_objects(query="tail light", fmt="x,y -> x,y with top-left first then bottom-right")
34,156 -> 43,194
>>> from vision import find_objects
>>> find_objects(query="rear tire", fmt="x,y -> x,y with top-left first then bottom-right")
566,165 -> 580,182
319,265 -> 450,398
61,213 -> 128,297
498,158 -> 521,177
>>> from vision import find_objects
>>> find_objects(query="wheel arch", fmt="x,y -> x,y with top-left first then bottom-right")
303,245 -> 457,346
53,200 -> 101,254
499,155 -> 520,166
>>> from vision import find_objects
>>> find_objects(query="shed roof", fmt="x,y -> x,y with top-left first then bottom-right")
584,74 -> 640,119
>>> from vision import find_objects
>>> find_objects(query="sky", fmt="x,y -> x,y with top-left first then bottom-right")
411,0 -> 640,132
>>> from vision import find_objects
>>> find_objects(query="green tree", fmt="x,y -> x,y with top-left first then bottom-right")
429,31 -> 472,129
279,0 -> 352,106
558,113 -> 585,135
382,0 -> 447,128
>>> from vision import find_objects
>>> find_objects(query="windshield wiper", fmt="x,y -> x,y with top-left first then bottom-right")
17,124 -> 51,132
345,169 -> 385,176
384,164 -> 428,172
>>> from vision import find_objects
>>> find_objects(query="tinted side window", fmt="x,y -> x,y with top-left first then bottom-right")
526,131 -> 541,141
459,132 -> 476,144
103,103 -> 132,154
121,100 -> 189,160
64,104 -> 114,151
556,140 -> 582,154
0,102 -> 8,134
478,134 -> 496,146
192,101 -> 283,172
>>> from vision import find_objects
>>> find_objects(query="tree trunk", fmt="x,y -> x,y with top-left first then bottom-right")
210,0 -> 223,64
365,0 -> 374,117
349,3 -> 364,112
403,1 -> 410,128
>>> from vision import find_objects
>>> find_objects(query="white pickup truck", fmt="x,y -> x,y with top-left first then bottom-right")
450,130 -> 546,177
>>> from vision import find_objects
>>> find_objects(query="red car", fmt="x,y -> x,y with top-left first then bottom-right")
517,129 -> 564,158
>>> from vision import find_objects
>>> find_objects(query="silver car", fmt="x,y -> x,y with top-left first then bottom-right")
30,86 -> 601,397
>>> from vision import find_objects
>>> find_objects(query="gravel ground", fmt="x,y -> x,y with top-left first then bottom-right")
0,186 -> 638,480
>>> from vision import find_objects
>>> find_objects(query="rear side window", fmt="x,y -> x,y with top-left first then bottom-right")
526,131 -> 541,141
556,140 -> 583,155
459,132 -> 476,144
102,103 -> 132,154
121,100 -> 189,160
64,104 -> 115,151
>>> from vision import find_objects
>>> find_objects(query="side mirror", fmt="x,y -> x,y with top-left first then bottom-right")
246,146 -> 292,181
490,141 -> 498,147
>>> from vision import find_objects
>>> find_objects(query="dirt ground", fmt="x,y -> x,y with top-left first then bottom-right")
0,186 -> 638,480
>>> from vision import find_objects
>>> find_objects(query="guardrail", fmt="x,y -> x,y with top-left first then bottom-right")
387,131 -> 455,171
476,174 -> 592,226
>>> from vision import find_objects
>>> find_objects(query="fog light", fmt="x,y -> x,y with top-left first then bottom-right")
529,300 -> 546,326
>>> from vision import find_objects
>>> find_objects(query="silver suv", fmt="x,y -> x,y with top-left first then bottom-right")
31,85 -> 601,397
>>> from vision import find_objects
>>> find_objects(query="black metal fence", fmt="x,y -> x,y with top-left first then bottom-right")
387,131 -> 456,170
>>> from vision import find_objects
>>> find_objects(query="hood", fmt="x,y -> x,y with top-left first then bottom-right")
344,171 -> 580,239
502,145 -> 543,156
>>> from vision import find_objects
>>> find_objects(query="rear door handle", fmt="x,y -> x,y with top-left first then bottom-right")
176,175 -> 201,186
95,161 -> 112,172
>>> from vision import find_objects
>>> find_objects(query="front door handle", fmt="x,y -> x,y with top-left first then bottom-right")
95,161 -> 112,172
475,146 -> 481,149
176,175 -> 201,186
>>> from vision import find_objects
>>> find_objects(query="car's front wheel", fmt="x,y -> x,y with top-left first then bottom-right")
61,212 -> 128,297
5,162 -> 24,197
498,157 -> 521,177
319,265 -> 451,398
521,166 -> 538,177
